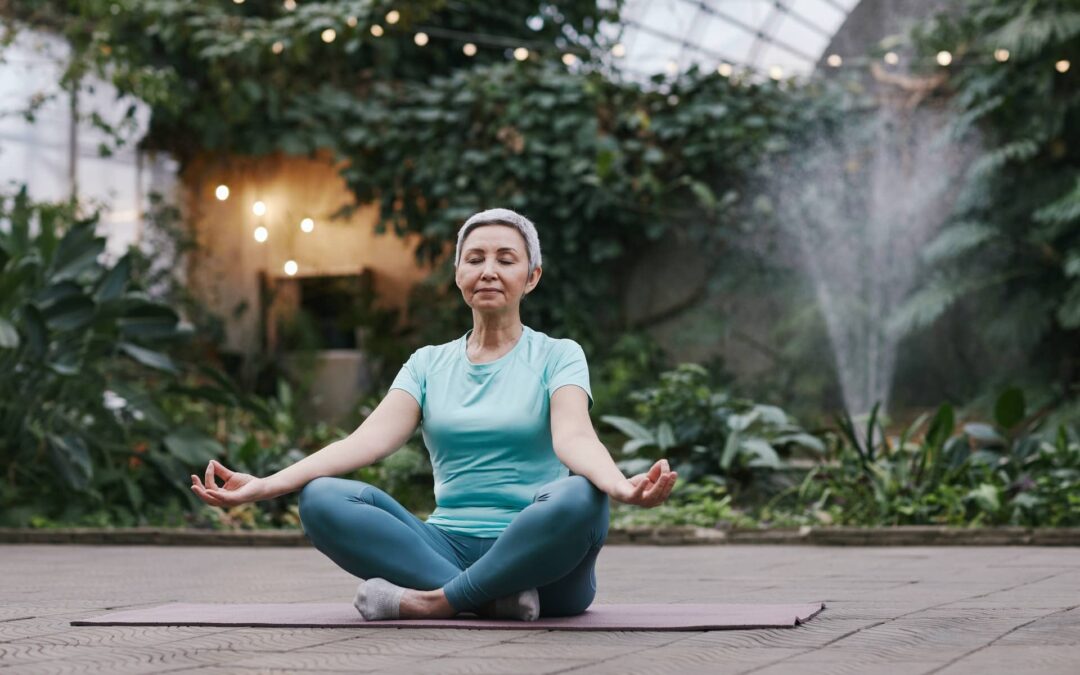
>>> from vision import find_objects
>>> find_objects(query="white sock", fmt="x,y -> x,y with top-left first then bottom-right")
353,578 -> 406,621
477,588 -> 540,621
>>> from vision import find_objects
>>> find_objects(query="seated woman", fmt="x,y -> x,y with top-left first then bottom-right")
190,208 -> 677,621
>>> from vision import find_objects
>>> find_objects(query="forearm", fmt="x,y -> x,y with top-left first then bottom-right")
262,439 -> 366,500
555,434 -> 628,497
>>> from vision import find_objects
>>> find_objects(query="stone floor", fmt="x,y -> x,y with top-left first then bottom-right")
1,544 -> 1079,674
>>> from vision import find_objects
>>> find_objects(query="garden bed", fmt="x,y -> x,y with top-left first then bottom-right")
2,525 -> 1078,547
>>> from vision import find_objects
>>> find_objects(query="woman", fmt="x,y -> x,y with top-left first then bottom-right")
190,208 -> 678,621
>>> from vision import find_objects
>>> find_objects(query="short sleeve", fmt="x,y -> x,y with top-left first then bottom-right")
547,339 -> 593,410
389,348 -> 426,409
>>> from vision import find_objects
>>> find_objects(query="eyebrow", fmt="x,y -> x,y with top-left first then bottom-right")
464,247 -> 519,255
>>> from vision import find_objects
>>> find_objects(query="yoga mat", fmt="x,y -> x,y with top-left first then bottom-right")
72,602 -> 825,631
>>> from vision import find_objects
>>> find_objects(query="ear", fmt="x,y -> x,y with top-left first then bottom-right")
524,266 -> 542,295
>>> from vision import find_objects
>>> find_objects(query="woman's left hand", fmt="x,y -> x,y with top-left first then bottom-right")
610,459 -> 677,507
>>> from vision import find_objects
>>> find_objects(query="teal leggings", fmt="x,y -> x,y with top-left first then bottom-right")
298,474 -> 610,617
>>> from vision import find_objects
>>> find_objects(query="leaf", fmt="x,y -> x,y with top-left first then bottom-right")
46,433 -> 93,491
964,423 -> 1006,447
656,422 -> 675,450
994,387 -> 1026,429
94,253 -> 131,302
163,428 -> 225,466
741,438 -> 781,469
0,317 -> 19,349
925,403 -> 955,449
720,430 -> 740,471
48,222 -> 106,282
600,415 -> 655,442
41,295 -> 96,332
921,222 -> 997,264
118,342 -> 178,373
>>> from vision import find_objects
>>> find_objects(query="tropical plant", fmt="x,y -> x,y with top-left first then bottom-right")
892,0 -> 1080,400
783,387 -> 1080,526
600,363 -> 825,499
0,187 -> 212,522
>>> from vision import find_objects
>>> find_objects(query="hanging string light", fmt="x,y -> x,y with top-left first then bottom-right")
463,42 -> 477,56
370,24 -> 384,37
284,260 -> 298,276
386,10 -> 400,25
513,47 -> 529,61
1056,59 -> 1070,73
827,54 -> 842,67
883,51 -> 899,65
994,48 -> 1009,62
300,218 -> 314,232
254,226 -> 268,243
414,32 -> 429,46
321,28 -> 336,43
215,185 -> 230,200
936,50 -> 952,66
252,200 -> 267,216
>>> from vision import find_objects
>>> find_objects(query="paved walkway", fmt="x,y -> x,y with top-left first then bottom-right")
2,544 -> 1078,674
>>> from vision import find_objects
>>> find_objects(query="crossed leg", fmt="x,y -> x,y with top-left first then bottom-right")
298,474 -> 610,619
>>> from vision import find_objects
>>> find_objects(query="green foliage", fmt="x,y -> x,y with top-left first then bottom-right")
609,479 -> 756,529
0,187 -> 202,523
601,363 -> 824,499
896,0 -> 1080,394
777,388 -> 1080,526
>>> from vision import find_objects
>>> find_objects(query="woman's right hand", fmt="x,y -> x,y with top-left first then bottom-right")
190,459 -> 268,508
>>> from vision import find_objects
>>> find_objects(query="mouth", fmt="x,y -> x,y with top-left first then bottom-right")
476,289 -> 501,294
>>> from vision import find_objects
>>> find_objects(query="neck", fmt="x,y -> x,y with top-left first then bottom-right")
469,314 -> 523,351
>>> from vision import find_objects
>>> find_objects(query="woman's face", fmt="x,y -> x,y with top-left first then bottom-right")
455,224 -> 541,314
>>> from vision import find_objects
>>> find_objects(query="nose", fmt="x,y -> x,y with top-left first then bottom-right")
480,259 -> 498,279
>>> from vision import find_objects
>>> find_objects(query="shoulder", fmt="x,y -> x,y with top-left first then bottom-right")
406,335 -> 460,371
522,327 -> 588,367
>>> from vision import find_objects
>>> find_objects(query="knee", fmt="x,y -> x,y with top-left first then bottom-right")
545,476 -> 609,528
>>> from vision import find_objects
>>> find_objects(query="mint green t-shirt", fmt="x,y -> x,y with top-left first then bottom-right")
389,325 -> 593,538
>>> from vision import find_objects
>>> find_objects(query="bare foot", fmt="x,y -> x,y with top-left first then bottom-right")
398,588 -> 457,619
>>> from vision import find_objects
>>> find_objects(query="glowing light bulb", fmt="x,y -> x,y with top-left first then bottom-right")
283,0 -> 296,10
884,52 -> 899,65
514,47 -> 529,61
414,32 -> 428,46
827,54 -> 842,67
252,201 -> 266,216
321,29 -> 336,43
994,48 -> 1009,63
254,226 -> 268,243
717,63 -> 732,77
665,60 -> 678,74
1056,59 -> 1070,73
370,24 -> 383,37
284,260 -> 298,276
346,16 -> 357,27
769,65 -> 783,80
215,185 -> 229,201
936,50 -> 952,66
233,0 -> 244,4
611,43 -> 625,58
271,41 -> 284,54
300,218 -> 314,232
463,43 -> 477,56
562,53 -> 577,66
386,10 -> 400,24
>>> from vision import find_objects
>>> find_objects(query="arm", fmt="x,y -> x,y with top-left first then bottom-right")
262,388 -> 421,499
550,385 -> 678,506
550,385 -> 630,497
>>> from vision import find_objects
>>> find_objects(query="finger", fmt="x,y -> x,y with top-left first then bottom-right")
649,461 -> 663,482
212,459 -> 234,482
191,483 -> 223,507
660,458 -> 670,474
205,461 -> 216,490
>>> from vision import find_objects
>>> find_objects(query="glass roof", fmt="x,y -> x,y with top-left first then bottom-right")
609,0 -> 861,80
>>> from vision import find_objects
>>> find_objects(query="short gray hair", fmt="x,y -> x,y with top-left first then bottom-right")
454,208 -> 542,275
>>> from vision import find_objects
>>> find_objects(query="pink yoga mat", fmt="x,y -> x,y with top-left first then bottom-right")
72,602 -> 825,631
